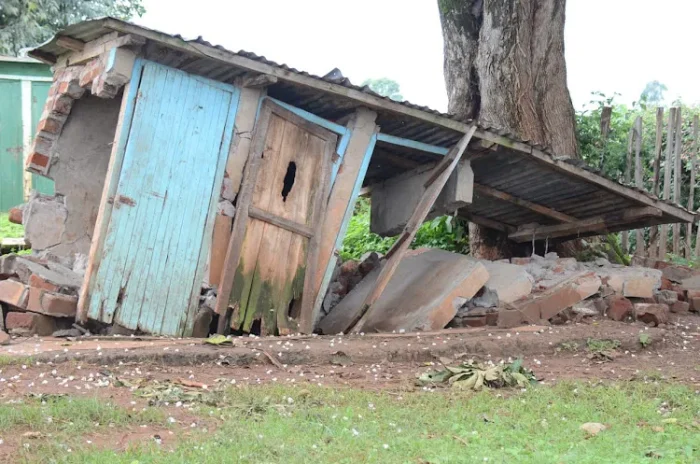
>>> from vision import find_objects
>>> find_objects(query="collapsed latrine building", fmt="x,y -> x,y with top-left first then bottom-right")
0,18 -> 695,338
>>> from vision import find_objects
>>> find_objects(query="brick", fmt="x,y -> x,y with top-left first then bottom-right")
36,115 -> 66,136
0,280 -> 29,307
26,287 -> 77,317
634,303 -> 669,326
50,94 -> 73,115
57,80 -> 85,99
26,152 -> 50,170
497,309 -> 524,328
514,272 -> 601,322
690,297 -> 700,312
8,207 -> 22,225
5,312 -> 57,336
670,301 -> 690,314
32,136 -> 53,156
605,295 -> 633,321
660,277 -> 673,290
461,316 -> 487,328
29,274 -> 60,292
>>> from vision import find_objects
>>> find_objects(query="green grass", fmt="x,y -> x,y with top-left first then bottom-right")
0,355 -> 34,367
0,212 -> 24,239
12,381 -> 700,463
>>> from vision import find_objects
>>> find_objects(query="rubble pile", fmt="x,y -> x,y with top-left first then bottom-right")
0,254 -> 83,339
319,251 -> 700,334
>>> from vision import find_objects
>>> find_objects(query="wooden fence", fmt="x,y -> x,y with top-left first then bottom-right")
604,106 -> 699,260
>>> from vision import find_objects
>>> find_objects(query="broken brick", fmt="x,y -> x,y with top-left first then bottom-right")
5,312 -> 58,336
0,280 -> 29,308
29,274 -> 60,292
634,303 -> 669,326
50,94 -> 73,115
670,301 -> 690,314
8,207 -> 22,225
605,295 -> 633,321
57,80 -> 85,99
497,309 -> 524,328
26,288 -> 77,317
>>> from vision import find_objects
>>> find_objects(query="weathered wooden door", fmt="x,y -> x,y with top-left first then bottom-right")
228,101 -> 336,335
87,61 -> 239,336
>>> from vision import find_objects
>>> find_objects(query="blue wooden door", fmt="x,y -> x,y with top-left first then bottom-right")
87,61 -> 239,336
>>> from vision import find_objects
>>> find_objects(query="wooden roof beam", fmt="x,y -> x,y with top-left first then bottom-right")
508,207 -> 662,242
474,183 -> 577,223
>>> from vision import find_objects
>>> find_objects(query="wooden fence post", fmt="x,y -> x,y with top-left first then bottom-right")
599,106 -> 613,170
673,108 -> 683,256
660,107 -> 677,260
622,126 -> 635,253
687,115 -> 698,258
634,116 -> 644,257
648,107 -> 665,259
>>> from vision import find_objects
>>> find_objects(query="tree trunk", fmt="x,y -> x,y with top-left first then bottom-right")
438,0 -> 578,258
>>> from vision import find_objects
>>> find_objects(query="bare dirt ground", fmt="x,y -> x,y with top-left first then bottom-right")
0,315 -> 699,460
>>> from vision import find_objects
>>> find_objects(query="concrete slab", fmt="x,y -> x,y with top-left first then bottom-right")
318,249 -> 489,334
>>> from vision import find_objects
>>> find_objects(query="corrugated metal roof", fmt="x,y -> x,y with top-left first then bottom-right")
28,18 -> 696,241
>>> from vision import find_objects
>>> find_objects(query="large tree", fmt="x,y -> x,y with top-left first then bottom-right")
0,0 -> 144,56
438,0 -> 578,258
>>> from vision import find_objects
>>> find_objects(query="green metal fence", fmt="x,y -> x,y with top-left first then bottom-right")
0,57 -> 54,212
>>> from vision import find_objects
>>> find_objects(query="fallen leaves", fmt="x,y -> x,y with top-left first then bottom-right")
417,359 -> 537,391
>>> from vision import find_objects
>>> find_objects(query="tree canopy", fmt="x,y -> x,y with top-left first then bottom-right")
361,78 -> 404,102
0,0 -> 145,56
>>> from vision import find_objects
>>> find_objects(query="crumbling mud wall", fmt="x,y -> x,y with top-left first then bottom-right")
23,94 -> 120,270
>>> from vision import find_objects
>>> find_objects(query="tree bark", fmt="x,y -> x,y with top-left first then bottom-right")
438,0 -> 578,258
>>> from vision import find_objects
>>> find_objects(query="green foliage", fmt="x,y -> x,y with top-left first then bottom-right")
340,198 -> 469,260
639,333 -> 652,348
576,87 -> 700,257
361,77 -> 404,102
0,213 -> 24,240
0,0 -> 145,56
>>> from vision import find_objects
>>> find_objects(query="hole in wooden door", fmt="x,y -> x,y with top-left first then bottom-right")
281,161 -> 297,202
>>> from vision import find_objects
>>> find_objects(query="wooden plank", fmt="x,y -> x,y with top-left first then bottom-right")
56,36 -> 85,52
226,86 -> 263,197
58,33 -> 145,67
473,183 -> 577,223
659,108 -> 677,260
208,214 -> 233,287
648,108 -> 665,259
78,60 -> 144,323
673,108 -> 683,256
348,126 -> 476,334
376,133 -> 450,156
633,116 -> 644,257
311,110 -> 378,323
214,102 -> 273,324
462,213 -> 515,234
509,207 -> 663,242
621,125 -> 635,253
248,205 -> 313,238
688,115 -> 699,258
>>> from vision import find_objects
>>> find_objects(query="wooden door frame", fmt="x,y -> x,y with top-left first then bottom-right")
215,99 -> 336,333
77,59 -> 241,330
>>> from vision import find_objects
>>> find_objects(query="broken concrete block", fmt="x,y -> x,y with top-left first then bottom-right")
319,249 -> 489,334
661,265 -> 694,284
634,303 -> 669,326
217,200 -> 236,217
5,312 -> 59,336
26,288 -> 77,317
670,301 -> 690,314
0,255 -> 82,291
511,272 -> 601,322
681,274 -> 700,291
477,261 -> 534,307
192,308 -> 214,338
22,195 -> 67,251
596,267 -> 662,298
72,253 -> 88,276
572,300 -> 599,317
511,257 -> 532,265
605,295 -> 633,321
655,289 -> 678,306
370,161 -> 473,236
221,176 -> 235,201
0,280 -> 29,308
